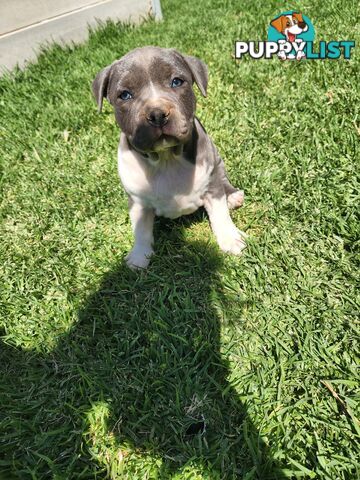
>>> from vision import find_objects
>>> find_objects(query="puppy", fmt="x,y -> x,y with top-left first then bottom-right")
270,12 -> 308,60
92,47 -> 246,269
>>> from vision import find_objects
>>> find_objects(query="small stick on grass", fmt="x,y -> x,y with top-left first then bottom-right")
321,380 -> 360,426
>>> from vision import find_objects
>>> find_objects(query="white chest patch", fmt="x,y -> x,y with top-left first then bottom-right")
118,145 -> 212,219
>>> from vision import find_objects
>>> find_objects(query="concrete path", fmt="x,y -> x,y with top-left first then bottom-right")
0,0 -> 162,73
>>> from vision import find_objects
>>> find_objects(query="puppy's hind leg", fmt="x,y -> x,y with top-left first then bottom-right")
218,159 -> 244,210
204,188 -> 246,256
225,179 -> 245,211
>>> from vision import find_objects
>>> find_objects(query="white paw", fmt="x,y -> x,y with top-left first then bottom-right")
126,246 -> 154,270
227,190 -> 244,210
217,228 -> 247,255
296,51 -> 306,60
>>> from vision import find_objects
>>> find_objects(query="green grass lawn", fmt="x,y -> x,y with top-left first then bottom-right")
0,0 -> 359,478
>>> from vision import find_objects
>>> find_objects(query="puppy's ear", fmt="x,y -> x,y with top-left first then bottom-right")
293,12 -> 304,22
183,55 -> 208,97
92,65 -> 111,113
270,15 -> 285,34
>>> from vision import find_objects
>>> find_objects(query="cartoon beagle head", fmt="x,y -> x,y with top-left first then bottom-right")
270,12 -> 308,42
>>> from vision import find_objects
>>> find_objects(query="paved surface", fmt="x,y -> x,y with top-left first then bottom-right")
0,0 -> 152,73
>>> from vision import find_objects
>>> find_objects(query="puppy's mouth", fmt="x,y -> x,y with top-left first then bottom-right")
286,24 -> 306,41
130,122 -> 190,154
287,32 -> 296,42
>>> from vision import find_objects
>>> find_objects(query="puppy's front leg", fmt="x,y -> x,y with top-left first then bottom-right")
204,191 -> 246,255
126,198 -> 154,269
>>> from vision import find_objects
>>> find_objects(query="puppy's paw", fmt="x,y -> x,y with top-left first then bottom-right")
227,190 -> 244,210
217,228 -> 247,255
126,246 -> 154,270
296,51 -> 306,60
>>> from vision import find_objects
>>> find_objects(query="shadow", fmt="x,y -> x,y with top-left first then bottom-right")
1,220 -> 286,479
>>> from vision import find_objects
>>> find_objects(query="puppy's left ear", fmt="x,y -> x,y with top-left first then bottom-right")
183,55 -> 208,97
92,64 -> 112,113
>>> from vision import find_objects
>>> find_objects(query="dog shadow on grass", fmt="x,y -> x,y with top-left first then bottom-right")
1,214 -> 285,479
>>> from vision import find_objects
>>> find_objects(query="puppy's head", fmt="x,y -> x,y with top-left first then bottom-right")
270,12 -> 308,41
92,46 -> 208,153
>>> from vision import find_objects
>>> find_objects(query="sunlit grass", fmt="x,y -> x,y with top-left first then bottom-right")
0,0 -> 359,478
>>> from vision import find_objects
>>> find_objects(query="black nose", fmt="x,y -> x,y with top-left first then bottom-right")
298,21 -> 306,29
146,108 -> 169,127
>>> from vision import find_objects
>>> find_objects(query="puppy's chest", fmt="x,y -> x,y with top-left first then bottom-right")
118,148 -> 211,219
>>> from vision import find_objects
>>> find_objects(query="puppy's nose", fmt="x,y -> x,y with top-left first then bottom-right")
146,108 -> 169,127
298,21 -> 306,28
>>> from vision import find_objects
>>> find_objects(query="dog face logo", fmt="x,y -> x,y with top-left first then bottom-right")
268,11 -> 315,60
270,12 -> 308,42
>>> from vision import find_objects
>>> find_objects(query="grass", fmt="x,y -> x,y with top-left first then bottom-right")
0,0 -> 359,478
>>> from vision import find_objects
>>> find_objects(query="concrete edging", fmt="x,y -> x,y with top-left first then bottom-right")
0,0 -> 162,73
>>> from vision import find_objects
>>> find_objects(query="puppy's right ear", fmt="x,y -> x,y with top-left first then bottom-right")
92,65 -> 111,113
270,16 -> 285,34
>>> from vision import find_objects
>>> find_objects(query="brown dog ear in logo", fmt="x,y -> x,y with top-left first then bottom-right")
270,15 -> 286,34
292,12 -> 307,29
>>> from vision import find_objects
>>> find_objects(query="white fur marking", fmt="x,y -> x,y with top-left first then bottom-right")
126,201 -> 154,269
204,195 -> 246,255
118,144 -> 211,219
227,190 -> 244,209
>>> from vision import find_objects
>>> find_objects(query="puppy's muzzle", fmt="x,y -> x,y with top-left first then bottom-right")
146,107 -> 170,128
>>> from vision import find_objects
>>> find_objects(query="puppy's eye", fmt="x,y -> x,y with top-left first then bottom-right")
119,90 -> 132,100
286,21 -> 291,26
293,19 -> 298,24
171,78 -> 184,88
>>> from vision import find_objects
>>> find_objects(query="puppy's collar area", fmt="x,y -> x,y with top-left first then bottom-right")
142,145 -> 184,165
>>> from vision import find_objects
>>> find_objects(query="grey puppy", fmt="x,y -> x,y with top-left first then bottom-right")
92,46 -> 246,269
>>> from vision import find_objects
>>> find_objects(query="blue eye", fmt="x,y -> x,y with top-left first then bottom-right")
119,90 -> 132,100
171,77 -> 184,88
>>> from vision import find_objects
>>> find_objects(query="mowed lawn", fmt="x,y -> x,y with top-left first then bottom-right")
0,0 -> 359,478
